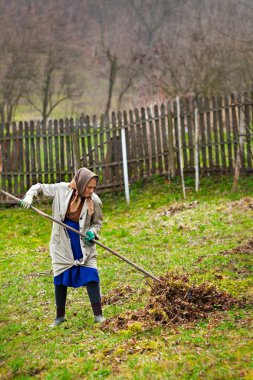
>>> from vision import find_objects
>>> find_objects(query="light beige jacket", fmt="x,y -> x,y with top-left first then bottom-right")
26,182 -> 102,276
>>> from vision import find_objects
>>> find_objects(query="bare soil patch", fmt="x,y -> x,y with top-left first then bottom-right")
102,285 -> 135,306
222,240 -> 253,255
228,197 -> 253,211
158,201 -> 199,216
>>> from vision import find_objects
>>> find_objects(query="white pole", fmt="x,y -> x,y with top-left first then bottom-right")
121,126 -> 130,204
232,104 -> 244,192
194,108 -> 199,191
176,96 -> 186,199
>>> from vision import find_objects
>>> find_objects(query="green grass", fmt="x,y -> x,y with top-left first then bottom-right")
0,175 -> 253,379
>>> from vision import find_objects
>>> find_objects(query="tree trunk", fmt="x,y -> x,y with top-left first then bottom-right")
105,51 -> 118,115
42,65 -> 53,125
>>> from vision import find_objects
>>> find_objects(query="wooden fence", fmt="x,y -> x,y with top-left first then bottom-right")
0,93 -> 253,202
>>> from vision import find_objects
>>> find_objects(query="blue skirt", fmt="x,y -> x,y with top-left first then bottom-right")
54,219 -> 99,288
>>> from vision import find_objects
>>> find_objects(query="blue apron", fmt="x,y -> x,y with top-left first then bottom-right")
54,219 -> 99,288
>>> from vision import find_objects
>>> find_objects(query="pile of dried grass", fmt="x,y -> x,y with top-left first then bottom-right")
102,273 -> 241,331
146,273 -> 237,324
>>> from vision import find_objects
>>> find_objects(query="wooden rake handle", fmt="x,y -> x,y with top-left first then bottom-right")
0,189 -> 161,283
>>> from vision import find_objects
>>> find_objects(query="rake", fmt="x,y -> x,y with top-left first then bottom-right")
1,189 -> 161,283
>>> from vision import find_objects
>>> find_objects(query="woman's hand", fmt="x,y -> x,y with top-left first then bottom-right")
20,194 -> 33,209
84,230 -> 95,245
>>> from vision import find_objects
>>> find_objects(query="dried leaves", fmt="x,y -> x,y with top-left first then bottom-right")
147,274 -> 237,323
102,273 -> 242,331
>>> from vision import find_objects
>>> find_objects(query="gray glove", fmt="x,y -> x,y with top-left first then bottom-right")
20,194 -> 33,209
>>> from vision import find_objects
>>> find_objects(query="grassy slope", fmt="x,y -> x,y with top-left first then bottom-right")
0,176 -> 252,380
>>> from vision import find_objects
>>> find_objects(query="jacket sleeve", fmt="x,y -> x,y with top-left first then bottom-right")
89,197 -> 103,239
25,183 -> 66,198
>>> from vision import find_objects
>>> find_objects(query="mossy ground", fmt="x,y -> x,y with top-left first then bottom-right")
0,175 -> 252,379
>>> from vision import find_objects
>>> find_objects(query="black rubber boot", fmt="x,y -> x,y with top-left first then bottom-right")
86,281 -> 105,323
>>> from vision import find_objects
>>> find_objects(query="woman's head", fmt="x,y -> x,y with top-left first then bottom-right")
74,168 -> 98,197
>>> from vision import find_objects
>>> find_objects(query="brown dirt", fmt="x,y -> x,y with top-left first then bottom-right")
101,273 -> 244,332
222,240 -> 253,255
102,285 -> 135,306
158,200 -> 199,216
228,197 -> 253,210
196,240 -> 253,263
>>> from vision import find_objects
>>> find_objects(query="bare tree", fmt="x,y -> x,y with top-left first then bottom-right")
24,1 -> 84,124
0,1 -> 35,123
133,0 -> 253,100
1,0 -> 253,122
87,0 -> 142,114
126,0 -> 189,103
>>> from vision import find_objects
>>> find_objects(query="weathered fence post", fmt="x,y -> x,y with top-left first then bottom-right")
70,118 -> 80,174
232,101 -> 245,192
167,102 -> 176,179
177,96 -> 186,198
194,108 -> 199,191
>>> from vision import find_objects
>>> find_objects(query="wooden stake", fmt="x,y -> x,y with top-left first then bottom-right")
194,108 -> 199,192
70,118 -> 80,174
176,96 -> 186,198
232,105 -> 244,192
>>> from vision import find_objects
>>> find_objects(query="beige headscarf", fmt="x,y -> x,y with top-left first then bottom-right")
68,168 -> 98,216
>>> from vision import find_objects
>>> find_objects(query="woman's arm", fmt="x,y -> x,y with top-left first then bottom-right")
21,183 -> 67,208
89,196 -> 103,238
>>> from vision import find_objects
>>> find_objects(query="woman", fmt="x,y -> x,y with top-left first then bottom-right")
21,167 -> 105,327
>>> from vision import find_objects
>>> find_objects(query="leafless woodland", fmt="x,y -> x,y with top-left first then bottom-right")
0,0 -> 253,124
